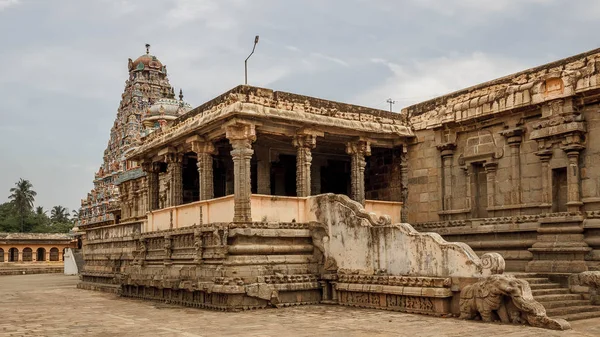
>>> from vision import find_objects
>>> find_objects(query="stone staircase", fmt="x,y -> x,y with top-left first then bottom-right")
511,273 -> 600,321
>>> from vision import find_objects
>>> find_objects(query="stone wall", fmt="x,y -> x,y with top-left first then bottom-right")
365,147 -> 403,202
403,47 -> 600,273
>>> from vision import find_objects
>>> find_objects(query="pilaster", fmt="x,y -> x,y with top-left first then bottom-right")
535,150 -> 553,212
563,144 -> 585,212
500,127 -> 524,205
346,139 -> 371,205
225,121 -> 256,222
436,143 -> 456,211
484,162 -> 498,209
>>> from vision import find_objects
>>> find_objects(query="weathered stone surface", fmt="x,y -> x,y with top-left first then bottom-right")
460,274 -> 571,330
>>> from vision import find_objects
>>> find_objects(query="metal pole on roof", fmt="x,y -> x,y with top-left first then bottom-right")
245,35 -> 260,85
387,98 -> 396,112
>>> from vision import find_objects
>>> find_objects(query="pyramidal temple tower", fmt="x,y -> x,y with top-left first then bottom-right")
77,45 -> 190,227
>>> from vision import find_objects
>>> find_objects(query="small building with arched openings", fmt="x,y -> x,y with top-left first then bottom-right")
0,233 -> 75,263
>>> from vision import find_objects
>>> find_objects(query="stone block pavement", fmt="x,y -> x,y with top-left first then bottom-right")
1,274 -> 600,337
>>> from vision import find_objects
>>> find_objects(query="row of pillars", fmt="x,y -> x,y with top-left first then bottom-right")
142,122 -> 377,223
438,127 -> 585,213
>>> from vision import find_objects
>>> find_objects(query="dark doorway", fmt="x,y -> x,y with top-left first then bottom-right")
0,248 -> 4,262
552,167 -> 568,213
213,157 -> 228,198
8,248 -> 18,262
473,163 -> 488,218
271,154 -> 297,196
321,159 -> 351,195
182,154 -> 199,204
50,248 -> 59,261
23,248 -> 32,262
36,248 -> 46,262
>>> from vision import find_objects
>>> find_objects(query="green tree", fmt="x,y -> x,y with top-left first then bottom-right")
35,206 -> 46,216
50,205 -> 70,224
8,178 -> 37,232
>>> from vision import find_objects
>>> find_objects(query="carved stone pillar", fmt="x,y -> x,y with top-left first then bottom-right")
484,162 -> 498,209
436,143 -> 456,211
462,166 -> 472,212
501,128 -> 523,205
166,153 -> 183,207
191,141 -> 216,201
293,133 -> 318,197
256,146 -> 271,195
346,139 -> 371,205
536,150 -> 552,211
225,122 -> 256,222
564,145 -> 585,212
142,162 -> 160,211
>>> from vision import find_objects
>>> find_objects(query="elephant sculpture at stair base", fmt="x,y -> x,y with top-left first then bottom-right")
459,274 -> 571,330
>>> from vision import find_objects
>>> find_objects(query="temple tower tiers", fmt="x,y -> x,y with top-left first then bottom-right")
77,45 -> 189,227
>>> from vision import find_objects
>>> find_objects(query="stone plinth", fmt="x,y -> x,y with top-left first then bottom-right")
527,214 -> 591,273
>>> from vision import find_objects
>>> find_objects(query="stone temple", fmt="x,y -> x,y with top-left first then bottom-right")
75,46 -> 600,330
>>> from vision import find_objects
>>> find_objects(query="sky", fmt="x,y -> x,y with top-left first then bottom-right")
1,0 -> 599,213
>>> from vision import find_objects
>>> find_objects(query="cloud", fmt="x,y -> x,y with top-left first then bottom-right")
0,0 -> 19,11
164,0 -> 250,30
355,52 -> 527,109
410,0 -> 555,16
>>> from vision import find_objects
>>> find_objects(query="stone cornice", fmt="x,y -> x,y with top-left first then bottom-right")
129,87 -> 414,160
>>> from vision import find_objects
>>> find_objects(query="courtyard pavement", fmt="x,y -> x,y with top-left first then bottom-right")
1,274 -> 600,336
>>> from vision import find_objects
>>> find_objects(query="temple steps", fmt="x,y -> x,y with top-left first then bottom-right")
528,283 -> 562,290
510,273 -> 600,322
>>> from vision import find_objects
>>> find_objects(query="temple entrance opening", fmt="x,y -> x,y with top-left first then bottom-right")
36,248 -> 46,261
8,248 -> 18,262
271,154 -> 297,196
552,167 -> 568,212
182,152 -> 199,204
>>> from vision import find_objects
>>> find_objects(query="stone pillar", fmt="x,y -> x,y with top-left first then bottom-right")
400,148 -> 409,223
536,150 -> 552,212
484,162 -> 498,209
501,128 -> 523,205
564,144 -> 585,212
311,157 -> 325,195
166,153 -> 183,207
256,146 -> 271,195
461,166 -> 472,212
142,162 -> 160,211
436,143 -> 456,211
225,122 -> 256,222
346,139 -> 371,205
192,141 -> 216,200
18,251 -> 22,262
293,133 -> 318,197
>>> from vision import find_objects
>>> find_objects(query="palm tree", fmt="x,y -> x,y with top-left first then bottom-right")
35,206 -> 46,216
8,178 -> 37,232
71,209 -> 79,224
50,205 -> 69,223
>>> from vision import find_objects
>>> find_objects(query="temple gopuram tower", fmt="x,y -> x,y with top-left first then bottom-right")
77,45 -> 188,228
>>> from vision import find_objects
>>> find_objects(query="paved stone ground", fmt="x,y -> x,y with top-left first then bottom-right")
2,274 -> 600,337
